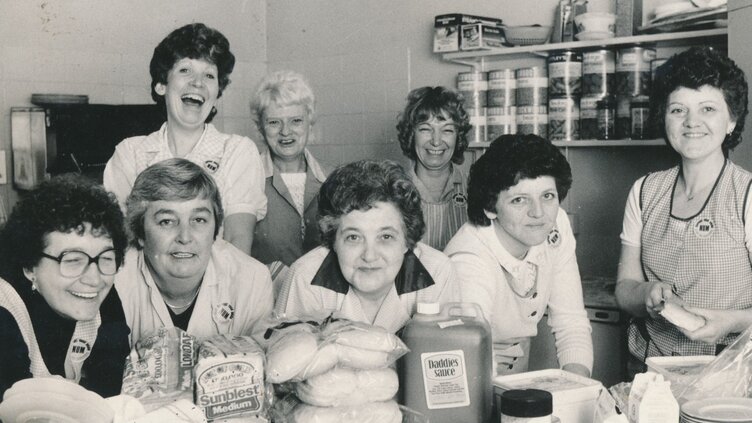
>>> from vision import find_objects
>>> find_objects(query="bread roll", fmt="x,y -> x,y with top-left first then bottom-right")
266,325 -> 320,383
660,302 -> 706,332
292,400 -> 402,423
295,367 -> 398,407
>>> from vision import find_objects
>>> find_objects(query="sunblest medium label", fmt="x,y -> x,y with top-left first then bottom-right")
421,350 -> 470,409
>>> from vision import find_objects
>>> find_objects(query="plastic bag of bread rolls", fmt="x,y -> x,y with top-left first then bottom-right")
264,317 -> 408,383
295,367 -> 399,407
291,399 -> 402,423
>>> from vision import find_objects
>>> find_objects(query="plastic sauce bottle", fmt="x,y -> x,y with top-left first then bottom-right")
500,389 -> 558,422
399,302 -> 493,423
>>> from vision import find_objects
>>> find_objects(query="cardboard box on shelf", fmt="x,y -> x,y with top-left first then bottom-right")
460,23 -> 504,50
434,13 -> 502,53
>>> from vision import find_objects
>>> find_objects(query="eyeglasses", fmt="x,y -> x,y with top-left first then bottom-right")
40,249 -> 119,278
263,116 -> 306,134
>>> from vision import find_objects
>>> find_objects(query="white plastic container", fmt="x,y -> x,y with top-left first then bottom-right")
646,355 -> 715,389
493,369 -> 602,423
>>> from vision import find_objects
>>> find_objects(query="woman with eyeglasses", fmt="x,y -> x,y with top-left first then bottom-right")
0,174 -> 129,398
249,71 -> 329,285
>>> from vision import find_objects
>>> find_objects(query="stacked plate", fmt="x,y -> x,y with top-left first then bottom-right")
681,397 -> 752,422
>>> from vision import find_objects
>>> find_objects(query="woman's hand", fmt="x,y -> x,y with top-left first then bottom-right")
678,307 -> 742,344
645,281 -> 676,319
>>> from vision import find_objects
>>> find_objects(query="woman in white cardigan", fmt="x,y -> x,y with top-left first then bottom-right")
445,134 -> 593,377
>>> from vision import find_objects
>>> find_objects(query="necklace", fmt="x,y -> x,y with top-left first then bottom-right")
163,284 -> 201,310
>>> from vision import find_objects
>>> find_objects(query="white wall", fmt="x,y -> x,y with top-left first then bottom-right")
0,0 -> 268,209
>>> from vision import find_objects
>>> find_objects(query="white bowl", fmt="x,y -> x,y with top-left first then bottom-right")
574,12 -> 616,34
575,30 -> 615,41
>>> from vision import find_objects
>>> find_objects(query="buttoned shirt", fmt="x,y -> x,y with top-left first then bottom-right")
103,123 -> 267,219
410,163 -> 468,251
445,209 -> 593,373
115,239 -> 274,347
274,243 -> 459,333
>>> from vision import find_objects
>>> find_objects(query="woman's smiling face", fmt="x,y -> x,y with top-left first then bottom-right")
156,57 -> 220,130
24,224 -> 116,321
665,85 -> 736,162
413,112 -> 457,171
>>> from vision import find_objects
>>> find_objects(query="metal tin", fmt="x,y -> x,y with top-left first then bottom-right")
515,67 -> 548,106
582,49 -> 615,96
466,107 -> 487,143
487,106 -> 517,140
516,105 -> 548,136
457,71 -> 489,109
488,69 -> 516,107
547,51 -> 583,97
616,46 -> 656,97
548,96 -> 580,141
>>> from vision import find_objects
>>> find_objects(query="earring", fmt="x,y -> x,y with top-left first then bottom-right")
211,106 -> 217,115
30,277 -> 37,291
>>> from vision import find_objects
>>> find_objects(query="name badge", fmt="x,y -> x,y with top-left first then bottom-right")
205,160 -> 219,173
70,338 -> 92,362
213,303 -> 235,323
452,192 -> 468,207
693,218 -> 715,238
547,228 -> 561,247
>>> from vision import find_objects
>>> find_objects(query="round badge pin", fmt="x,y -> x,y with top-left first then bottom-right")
205,160 -> 219,173
452,192 -> 468,207
547,228 -> 561,247
70,338 -> 92,362
693,218 -> 715,238
214,303 -> 235,323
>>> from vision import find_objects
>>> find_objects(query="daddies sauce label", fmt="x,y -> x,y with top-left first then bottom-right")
421,350 -> 470,409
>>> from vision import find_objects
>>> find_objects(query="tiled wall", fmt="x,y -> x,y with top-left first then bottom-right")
0,0 -> 268,211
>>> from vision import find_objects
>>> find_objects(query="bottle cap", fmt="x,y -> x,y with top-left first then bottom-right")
416,302 -> 440,315
500,389 -> 553,417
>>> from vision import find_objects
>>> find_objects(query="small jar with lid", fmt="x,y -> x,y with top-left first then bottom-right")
500,389 -> 559,422
596,95 -> 616,140
630,95 -> 650,140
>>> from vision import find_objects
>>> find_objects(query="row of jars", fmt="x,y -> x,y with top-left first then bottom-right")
458,45 -> 664,141
466,95 -> 651,143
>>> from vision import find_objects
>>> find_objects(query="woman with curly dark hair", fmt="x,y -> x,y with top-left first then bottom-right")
396,86 -> 471,250
0,174 -> 129,398
104,22 -> 266,255
445,134 -> 592,378
275,160 -> 459,333
616,47 -> 752,372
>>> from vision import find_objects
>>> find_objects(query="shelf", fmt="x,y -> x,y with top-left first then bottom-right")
443,28 -> 728,66
468,139 -> 667,148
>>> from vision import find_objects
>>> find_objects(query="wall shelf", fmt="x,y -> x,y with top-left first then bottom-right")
443,28 -> 728,66
468,139 -> 667,148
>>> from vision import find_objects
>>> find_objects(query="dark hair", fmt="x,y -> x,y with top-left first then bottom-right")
467,134 -> 572,226
149,23 -> 235,122
0,174 -> 127,283
126,158 -> 224,247
317,160 -> 425,250
396,86 -> 471,165
651,46 -> 748,156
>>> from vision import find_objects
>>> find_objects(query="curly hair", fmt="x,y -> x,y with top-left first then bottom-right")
650,46 -> 748,156
468,134 -> 572,226
149,23 -> 235,121
396,86 -> 471,165
0,174 -> 127,283
250,70 -> 316,131
126,158 -> 224,247
317,160 -> 425,250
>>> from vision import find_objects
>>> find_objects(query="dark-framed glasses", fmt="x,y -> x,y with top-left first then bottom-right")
40,249 -> 119,277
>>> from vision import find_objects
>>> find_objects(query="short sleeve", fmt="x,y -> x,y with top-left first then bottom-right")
620,176 -> 646,248
103,141 -> 140,211
221,136 -> 268,219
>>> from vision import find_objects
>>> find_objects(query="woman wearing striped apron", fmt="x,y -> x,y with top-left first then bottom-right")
396,86 -> 471,251
616,47 -> 752,375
